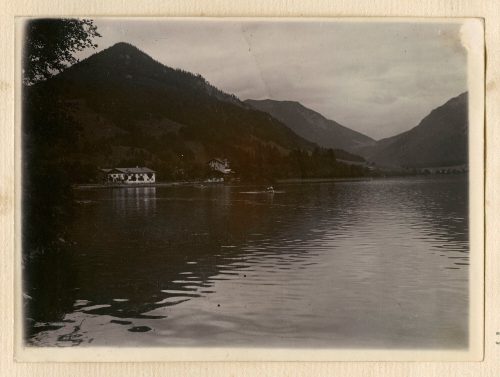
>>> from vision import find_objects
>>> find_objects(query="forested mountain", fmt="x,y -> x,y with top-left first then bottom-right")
353,93 -> 468,168
23,42 -> 368,183
245,99 -> 375,153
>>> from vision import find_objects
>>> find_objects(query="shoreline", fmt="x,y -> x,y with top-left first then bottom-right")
72,174 -> 466,190
276,177 -> 375,184
73,177 -> 377,190
73,181 -> 205,190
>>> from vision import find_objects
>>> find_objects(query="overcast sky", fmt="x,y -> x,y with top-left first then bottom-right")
77,19 -> 468,140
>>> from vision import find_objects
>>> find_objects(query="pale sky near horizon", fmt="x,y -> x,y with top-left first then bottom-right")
76,19 -> 468,140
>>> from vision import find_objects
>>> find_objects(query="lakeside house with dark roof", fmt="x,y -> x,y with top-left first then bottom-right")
208,158 -> 232,174
100,167 -> 156,184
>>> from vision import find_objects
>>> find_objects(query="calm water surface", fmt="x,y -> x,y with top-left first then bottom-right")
27,176 -> 469,348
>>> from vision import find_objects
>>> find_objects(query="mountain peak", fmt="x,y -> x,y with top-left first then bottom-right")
110,41 -> 137,49
52,41 -> 157,80
45,41 -> 245,109
105,42 -> 146,55
96,42 -> 153,62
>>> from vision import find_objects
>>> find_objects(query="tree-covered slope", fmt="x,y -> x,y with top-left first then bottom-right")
354,93 -> 468,168
23,42 -> 368,182
245,99 -> 375,152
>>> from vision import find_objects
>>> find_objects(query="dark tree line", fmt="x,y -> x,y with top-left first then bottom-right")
23,18 -> 101,257
22,19 -> 101,339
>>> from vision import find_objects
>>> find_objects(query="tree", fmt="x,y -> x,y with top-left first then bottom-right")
23,18 -> 101,85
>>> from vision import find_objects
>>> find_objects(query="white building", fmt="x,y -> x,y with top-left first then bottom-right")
208,158 -> 232,174
101,167 -> 156,184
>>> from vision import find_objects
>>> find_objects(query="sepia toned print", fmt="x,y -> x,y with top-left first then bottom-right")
18,18 -> 484,359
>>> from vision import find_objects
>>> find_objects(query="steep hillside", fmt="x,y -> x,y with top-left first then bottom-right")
355,93 -> 468,168
245,99 -> 375,152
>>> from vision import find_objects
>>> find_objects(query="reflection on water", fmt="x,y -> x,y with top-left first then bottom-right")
112,187 -> 157,214
26,176 -> 469,348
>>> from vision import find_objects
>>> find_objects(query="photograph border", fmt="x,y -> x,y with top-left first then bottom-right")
1,0 -> 498,375
13,16 -> 485,362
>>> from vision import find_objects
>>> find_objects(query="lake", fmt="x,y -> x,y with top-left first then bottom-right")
25,175 -> 469,348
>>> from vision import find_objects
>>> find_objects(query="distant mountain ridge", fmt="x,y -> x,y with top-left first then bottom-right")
353,93 -> 468,168
245,99 -> 375,152
246,93 -> 468,169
